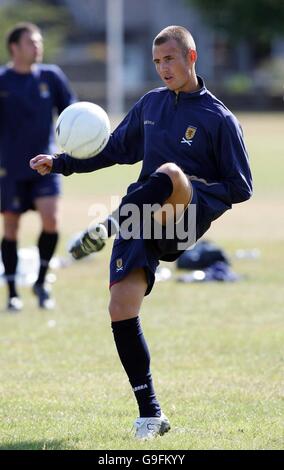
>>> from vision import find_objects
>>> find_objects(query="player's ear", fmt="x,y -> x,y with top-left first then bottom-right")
9,42 -> 18,58
9,43 -> 15,57
189,49 -> 197,63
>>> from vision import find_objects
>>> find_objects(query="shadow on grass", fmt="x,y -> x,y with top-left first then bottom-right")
0,439 -> 67,450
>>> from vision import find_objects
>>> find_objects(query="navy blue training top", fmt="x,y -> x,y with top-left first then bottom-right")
0,64 -> 74,179
52,76 -> 252,222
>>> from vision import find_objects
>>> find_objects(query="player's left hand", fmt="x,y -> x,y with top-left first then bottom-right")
30,154 -> 54,175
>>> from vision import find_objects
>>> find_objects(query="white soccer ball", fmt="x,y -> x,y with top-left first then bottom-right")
55,102 -> 111,159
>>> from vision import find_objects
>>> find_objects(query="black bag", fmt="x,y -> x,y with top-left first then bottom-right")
176,240 -> 229,270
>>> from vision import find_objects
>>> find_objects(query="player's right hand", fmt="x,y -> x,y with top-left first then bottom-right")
30,154 -> 54,175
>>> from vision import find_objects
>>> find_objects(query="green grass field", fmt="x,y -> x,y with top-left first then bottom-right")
0,113 -> 283,450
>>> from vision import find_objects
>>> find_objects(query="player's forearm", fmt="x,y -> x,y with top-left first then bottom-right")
51,153 -> 115,176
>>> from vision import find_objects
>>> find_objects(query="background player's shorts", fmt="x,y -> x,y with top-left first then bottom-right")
0,174 -> 61,213
109,186 -> 213,295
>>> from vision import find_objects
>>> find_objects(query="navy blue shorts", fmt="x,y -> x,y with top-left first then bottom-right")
109,185 -> 212,295
0,174 -> 61,213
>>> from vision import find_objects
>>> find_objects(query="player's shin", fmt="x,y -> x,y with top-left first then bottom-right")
118,172 -> 173,226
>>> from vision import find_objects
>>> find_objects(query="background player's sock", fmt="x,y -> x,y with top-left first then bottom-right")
112,316 -> 161,417
36,231 -> 58,285
1,238 -> 18,298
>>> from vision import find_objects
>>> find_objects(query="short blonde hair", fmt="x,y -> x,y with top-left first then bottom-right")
153,25 -> 196,57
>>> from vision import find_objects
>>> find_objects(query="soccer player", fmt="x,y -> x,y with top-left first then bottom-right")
30,26 -> 253,439
0,23 -> 74,311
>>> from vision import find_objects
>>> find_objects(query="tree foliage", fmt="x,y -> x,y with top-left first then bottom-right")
186,0 -> 284,42
0,0 -> 73,64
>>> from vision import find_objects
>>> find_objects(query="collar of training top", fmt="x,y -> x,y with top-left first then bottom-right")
170,75 -> 207,100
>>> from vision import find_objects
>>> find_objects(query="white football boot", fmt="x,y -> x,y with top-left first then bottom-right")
134,412 -> 171,440
69,223 -> 108,260
7,296 -> 23,313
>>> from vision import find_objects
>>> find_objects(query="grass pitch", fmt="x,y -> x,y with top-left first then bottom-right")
0,113 -> 283,450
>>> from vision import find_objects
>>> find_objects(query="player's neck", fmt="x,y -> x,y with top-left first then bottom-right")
174,73 -> 200,95
185,79 -> 200,93
11,61 -> 36,74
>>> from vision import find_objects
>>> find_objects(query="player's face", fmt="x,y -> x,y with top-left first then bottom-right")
12,31 -> 43,65
153,39 -> 194,93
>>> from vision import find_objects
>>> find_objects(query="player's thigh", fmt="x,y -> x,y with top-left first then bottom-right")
2,211 -> 21,240
109,268 -> 148,322
34,196 -> 59,232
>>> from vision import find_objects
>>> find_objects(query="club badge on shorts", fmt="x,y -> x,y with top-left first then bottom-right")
116,258 -> 123,272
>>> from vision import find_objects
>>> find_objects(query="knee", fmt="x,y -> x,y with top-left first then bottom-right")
3,216 -> 20,240
109,296 -> 139,322
41,213 -> 58,232
4,226 -> 18,240
108,298 -> 125,322
158,163 -> 185,188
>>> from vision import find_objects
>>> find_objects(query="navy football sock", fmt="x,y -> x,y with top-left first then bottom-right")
102,172 -> 173,237
102,215 -> 120,238
36,231 -> 58,285
122,171 -> 172,204
1,238 -> 18,298
112,317 -> 161,418
120,172 -> 173,220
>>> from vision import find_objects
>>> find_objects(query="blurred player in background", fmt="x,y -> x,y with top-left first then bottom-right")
0,23 -> 74,311
30,26 -> 252,438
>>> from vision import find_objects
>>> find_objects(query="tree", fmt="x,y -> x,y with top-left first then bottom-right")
186,0 -> 284,43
